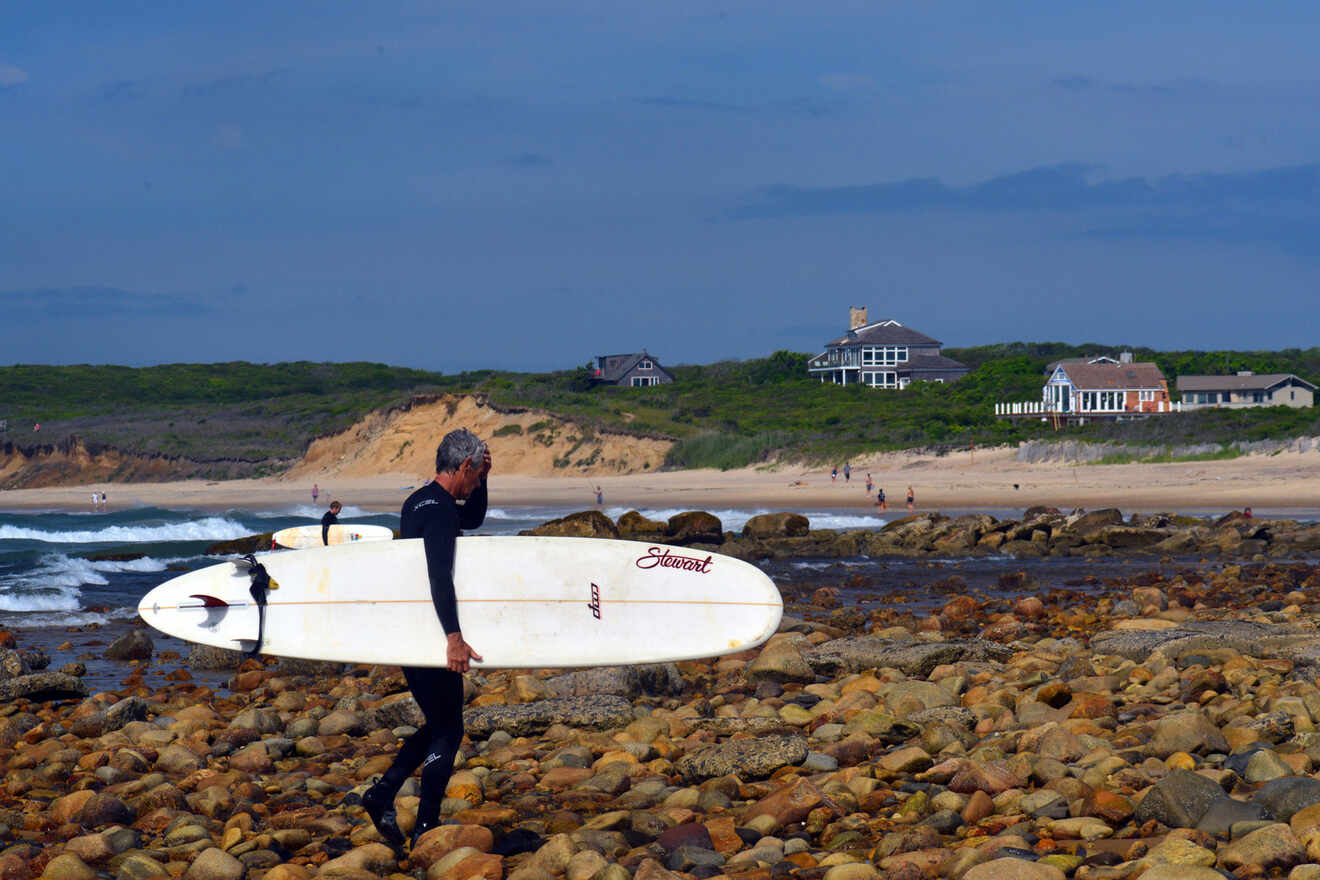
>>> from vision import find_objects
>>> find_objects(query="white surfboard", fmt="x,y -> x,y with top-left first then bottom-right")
272,523 -> 394,549
138,537 -> 783,668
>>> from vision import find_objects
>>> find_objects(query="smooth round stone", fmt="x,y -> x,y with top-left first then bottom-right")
803,752 -> 838,772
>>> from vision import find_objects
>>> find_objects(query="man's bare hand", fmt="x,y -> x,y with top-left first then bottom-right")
479,448 -> 492,479
446,632 -> 483,673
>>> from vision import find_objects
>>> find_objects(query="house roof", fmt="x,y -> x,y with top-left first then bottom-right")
826,319 -> 941,348
1054,361 -> 1166,390
595,352 -> 670,382
1176,373 -> 1317,393
906,353 -> 969,373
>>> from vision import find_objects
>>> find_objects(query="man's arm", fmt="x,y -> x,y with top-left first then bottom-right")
321,513 -> 334,546
458,481 -> 487,530
419,505 -> 462,636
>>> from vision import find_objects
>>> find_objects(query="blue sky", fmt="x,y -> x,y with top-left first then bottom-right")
4,1 -> 1320,370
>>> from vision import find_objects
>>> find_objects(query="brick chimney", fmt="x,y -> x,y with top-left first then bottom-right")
849,306 -> 868,330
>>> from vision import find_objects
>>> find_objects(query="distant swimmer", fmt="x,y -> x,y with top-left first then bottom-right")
321,501 -> 341,546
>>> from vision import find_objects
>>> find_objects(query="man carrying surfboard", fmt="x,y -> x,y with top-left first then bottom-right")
360,428 -> 490,851
321,501 -> 342,546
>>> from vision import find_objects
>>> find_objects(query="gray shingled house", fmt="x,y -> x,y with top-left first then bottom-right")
592,352 -> 675,387
1176,372 -> 1315,409
806,307 -> 969,388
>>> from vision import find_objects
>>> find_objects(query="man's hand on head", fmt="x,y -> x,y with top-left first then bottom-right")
479,448 -> 492,480
446,632 -> 483,673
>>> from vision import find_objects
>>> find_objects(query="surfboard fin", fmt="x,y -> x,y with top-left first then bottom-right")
240,554 -> 272,657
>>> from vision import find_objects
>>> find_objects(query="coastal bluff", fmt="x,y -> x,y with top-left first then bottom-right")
519,507 -> 1320,561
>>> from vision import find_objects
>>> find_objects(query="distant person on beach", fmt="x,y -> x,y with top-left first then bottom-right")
321,501 -> 341,546
360,428 -> 489,852
844,463 -> 851,482
876,488 -> 886,511
865,474 -> 873,493
906,486 -> 914,511
1244,506 -> 1253,518
101,492 -> 107,508
595,486 -> 603,505
831,467 -> 837,482
91,492 -> 99,509
312,484 -> 319,504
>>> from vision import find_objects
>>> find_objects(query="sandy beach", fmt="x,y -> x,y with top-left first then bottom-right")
2,444 -> 1317,515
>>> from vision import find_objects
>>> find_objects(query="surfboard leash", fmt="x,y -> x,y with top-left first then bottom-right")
241,554 -> 272,657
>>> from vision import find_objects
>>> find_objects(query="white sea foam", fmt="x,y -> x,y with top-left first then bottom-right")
0,517 -> 253,544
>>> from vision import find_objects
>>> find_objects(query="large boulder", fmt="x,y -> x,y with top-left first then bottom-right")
1068,509 -> 1124,535
804,637 -> 1011,677
1132,770 -> 1226,828
105,630 -> 154,661
743,513 -> 810,539
0,672 -> 88,702
204,533 -> 274,555
466,696 -> 633,738
521,510 -> 619,539
676,735 -> 808,782
545,664 -> 685,698
618,511 -> 668,540
667,511 -> 723,545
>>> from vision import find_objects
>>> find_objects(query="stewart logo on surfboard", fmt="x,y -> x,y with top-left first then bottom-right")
635,546 -> 714,574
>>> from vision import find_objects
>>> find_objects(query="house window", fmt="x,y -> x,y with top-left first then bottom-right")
1138,391 -> 1154,403
639,359 -> 653,370
1251,391 -> 1264,403
630,376 -> 658,387
861,346 -> 908,366
861,371 -> 897,388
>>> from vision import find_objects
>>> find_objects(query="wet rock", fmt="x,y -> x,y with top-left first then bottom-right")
1133,771 -> 1227,828
664,511 -> 723,545
747,635 -> 814,685
545,664 -> 685,698
105,630 -> 154,661
742,778 -> 825,829
466,696 -> 633,738
742,512 -> 810,540
78,793 -> 133,828
1197,797 -> 1269,836
948,761 -> 1025,796
962,857 -> 1064,880
803,637 -> 1011,677
676,734 -> 808,781
1218,823 -> 1304,872
0,649 -> 29,678
0,671 -> 88,702
522,510 -> 619,539
40,853 -> 98,880
189,644 -> 246,670
366,692 -> 425,730
183,848 -> 245,880
1148,710 -> 1230,757
618,511 -> 668,540
1253,777 -> 1320,822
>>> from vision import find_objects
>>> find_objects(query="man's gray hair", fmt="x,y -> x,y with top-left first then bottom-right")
435,429 -> 487,473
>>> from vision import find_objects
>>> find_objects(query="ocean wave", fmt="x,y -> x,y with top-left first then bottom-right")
0,517 -> 253,544
252,504 -> 380,520
0,606 -> 138,629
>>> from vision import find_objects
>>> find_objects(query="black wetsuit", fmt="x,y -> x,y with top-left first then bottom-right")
370,478 -> 487,838
320,510 -> 338,546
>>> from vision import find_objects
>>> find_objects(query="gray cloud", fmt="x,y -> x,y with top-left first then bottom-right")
0,287 -> 212,321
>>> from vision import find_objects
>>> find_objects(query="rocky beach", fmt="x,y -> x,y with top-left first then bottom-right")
6,508 -> 1320,880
